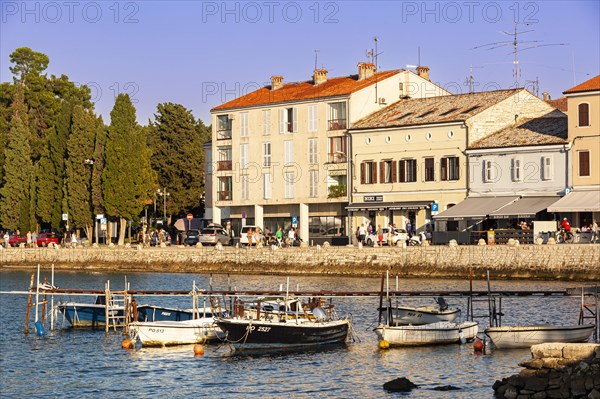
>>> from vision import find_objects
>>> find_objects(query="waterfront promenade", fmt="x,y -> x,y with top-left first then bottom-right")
1,243 -> 598,280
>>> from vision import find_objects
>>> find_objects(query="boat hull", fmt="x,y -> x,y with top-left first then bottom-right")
217,318 -> 350,349
130,319 -> 225,347
384,306 -> 460,325
484,324 -> 595,349
58,303 -> 122,328
375,321 -> 479,346
136,305 -> 194,322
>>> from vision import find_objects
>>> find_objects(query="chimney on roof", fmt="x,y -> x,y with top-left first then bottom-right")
542,91 -> 550,101
270,75 -> 284,90
357,62 -> 376,81
416,65 -> 430,81
312,69 -> 328,85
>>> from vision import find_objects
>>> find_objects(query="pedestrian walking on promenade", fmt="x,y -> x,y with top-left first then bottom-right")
592,220 -> 598,244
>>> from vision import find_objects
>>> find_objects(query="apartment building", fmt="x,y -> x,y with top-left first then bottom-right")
548,75 -> 600,225
208,63 -> 448,241
348,88 -> 555,236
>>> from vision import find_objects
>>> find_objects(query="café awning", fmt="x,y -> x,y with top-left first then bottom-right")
547,190 -> 600,213
346,201 -> 431,212
433,196 -> 519,221
488,196 -> 561,219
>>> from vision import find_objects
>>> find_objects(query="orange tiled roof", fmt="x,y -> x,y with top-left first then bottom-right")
545,97 -> 567,112
563,75 -> 600,94
468,113 -> 568,149
211,70 -> 402,111
351,89 -> 520,129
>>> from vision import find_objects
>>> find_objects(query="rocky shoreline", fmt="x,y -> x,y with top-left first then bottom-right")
1,243 -> 599,280
493,343 -> 600,399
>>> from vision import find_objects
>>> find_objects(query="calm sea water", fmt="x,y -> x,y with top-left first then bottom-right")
0,269 -> 595,399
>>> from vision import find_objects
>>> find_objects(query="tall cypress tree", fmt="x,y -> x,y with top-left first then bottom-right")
65,105 -> 96,240
148,103 -> 204,217
0,87 -> 33,231
102,94 -> 156,245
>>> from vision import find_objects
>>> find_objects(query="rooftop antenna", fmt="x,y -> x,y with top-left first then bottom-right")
525,76 -> 540,97
472,22 -> 567,88
366,37 -> 384,103
465,64 -> 484,94
314,49 -> 320,71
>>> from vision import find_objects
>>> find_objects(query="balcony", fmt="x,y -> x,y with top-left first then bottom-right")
217,190 -> 232,201
217,129 -> 232,140
217,160 -> 232,171
328,152 -> 347,164
328,184 -> 347,199
328,119 -> 347,131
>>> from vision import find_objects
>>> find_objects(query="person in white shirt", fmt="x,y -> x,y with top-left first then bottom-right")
288,228 -> 295,247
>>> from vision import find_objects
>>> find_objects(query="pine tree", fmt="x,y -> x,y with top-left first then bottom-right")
102,94 -> 156,245
65,105 -> 96,240
0,88 -> 33,231
149,103 -> 205,218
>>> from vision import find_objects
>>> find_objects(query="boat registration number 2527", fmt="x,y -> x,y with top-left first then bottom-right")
250,326 -> 271,333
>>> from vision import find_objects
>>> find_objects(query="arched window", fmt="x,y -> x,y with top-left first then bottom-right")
578,103 -> 590,127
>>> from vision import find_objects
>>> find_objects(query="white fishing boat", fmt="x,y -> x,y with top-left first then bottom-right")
375,321 -> 479,346
484,324 -> 595,349
129,308 -> 226,347
381,297 -> 460,325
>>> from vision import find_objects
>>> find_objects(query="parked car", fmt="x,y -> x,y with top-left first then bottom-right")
9,235 -> 28,247
239,226 -> 264,246
365,228 -> 409,246
183,230 -> 201,246
37,233 -> 59,247
323,227 -> 345,236
198,228 -> 231,246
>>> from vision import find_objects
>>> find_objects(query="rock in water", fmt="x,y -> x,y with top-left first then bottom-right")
383,377 -> 418,392
432,385 -> 461,391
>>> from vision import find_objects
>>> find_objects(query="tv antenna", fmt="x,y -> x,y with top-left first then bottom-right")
465,64 -> 484,94
472,23 -> 567,88
314,49 -> 320,70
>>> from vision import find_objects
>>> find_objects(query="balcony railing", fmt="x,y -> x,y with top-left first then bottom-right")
328,152 -> 347,163
328,119 -> 347,131
217,160 -> 232,171
217,190 -> 232,201
217,129 -> 232,140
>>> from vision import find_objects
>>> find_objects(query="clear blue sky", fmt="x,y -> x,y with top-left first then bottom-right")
2,0 -> 598,125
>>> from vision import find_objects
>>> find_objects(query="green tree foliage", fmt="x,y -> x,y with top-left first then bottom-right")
148,103 -> 205,217
102,94 -> 156,245
0,88 -> 33,231
91,117 -> 107,215
66,105 -> 97,239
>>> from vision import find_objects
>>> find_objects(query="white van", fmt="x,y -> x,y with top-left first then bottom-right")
239,226 -> 264,246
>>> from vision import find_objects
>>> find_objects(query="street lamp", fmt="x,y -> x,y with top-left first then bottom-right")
157,188 -> 170,226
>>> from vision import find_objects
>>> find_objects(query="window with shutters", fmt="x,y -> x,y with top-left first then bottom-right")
398,159 -> 416,183
284,140 -> 294,165
328,136 -> 346,163
309,170 -> 318,197
328,102 -> 347,130
308,138 -> 318,164
240,144 -> 248,169
241,175 -> 249,200
361,161 -> 376,184
578,151 -> 590,177
262,142 -> 271,167
279,107 -> 297,133
262,109 -> 271,135
483,160 -> 494,183
511,157 -> 522,182
308,104 -> 318,132
218,177 -> 232,201
381,160 -> 394,183
424,157 -> 435,181
578,103 -> 590,127
240,112 -> 248,137
441,156 -> 460,181
285,171 -> 295,198
263,173 -> 272,199
217,115 -> 232,139
541,156 -> 553,180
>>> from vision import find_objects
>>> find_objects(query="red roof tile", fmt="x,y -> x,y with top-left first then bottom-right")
563,75 -> 600,94
545,97 -> 568,112
211,70 -> 402,112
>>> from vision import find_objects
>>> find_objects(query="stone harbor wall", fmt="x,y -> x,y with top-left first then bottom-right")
0,243 -> 599,280
493,343 -> 600,399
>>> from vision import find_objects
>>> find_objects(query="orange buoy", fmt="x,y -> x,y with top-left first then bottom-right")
193,344 -> 205,356
122,338 -> 134,349
473,338 -> 484,352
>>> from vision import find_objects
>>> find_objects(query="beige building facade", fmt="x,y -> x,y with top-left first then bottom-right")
348,89 -> 556,235
548,75 -> 600,226
208,64 -> 448,241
